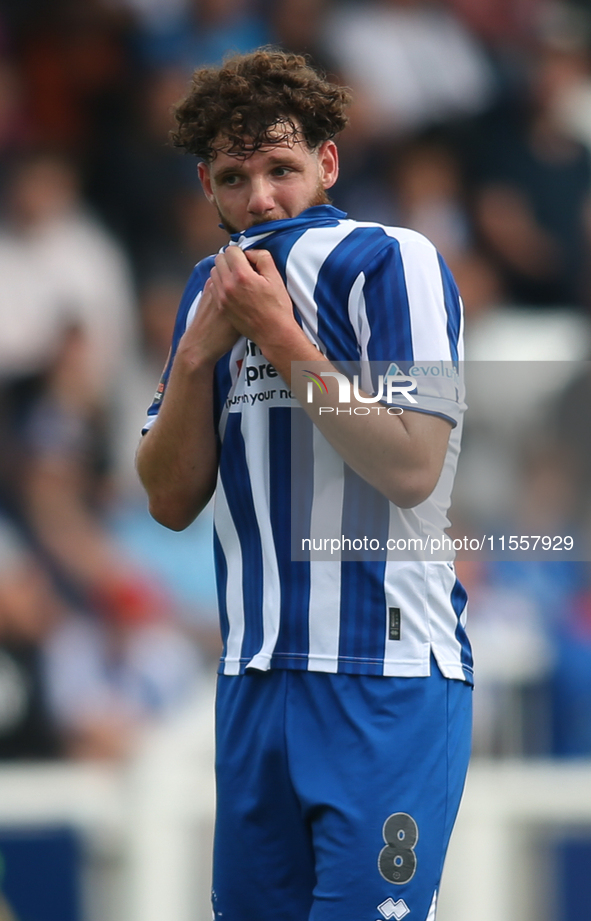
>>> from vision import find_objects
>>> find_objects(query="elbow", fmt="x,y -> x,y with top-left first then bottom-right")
387,470 -> 439,509
140,474 -> 216,530
147,495 -> 200,531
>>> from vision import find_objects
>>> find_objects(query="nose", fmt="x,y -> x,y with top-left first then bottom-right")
247,178 -> 275,215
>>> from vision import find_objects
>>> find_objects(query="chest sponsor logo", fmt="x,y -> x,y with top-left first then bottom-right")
227,341 -> 296,410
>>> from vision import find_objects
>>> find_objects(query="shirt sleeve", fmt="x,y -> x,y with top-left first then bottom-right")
359,231 -> 465,427
141,257 -> 215,435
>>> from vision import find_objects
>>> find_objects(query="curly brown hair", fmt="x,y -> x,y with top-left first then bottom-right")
171,48 -> 351,161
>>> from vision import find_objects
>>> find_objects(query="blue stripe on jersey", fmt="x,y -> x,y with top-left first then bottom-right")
450,577 -> 474,684
364,242 -> 414,363
339,561 -> 388,675
213,526 -> 230,659
218,413 -> 264,662
438,254 -> 462,365
213,352 -> 233,430
272,407 -> 312,659
340,467 -> 389,565
247,227 -> 310,285
339,465 -> 389,671
313,228 -> 392,361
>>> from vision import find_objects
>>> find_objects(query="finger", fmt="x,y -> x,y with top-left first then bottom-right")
213,252 -> 234,282
215,251 -> 256,296
221,246 -> 258,279
210,260 -> 235,305
244,248 -> 280,279
202,276 -> 223,309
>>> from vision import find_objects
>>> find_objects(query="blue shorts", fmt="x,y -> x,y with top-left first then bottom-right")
213,662 -> 472,921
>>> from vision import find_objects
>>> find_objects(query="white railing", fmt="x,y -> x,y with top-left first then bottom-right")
0,689 -> 590,921
439,758 -> 591,921
0,685 -> 217,921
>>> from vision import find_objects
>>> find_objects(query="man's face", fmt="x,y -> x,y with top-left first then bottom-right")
198,131 -> 339,234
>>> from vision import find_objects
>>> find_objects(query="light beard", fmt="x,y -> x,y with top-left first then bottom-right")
216,184 -> 331,235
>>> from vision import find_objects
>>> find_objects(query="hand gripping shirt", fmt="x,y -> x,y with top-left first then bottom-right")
143,205 -> 473,684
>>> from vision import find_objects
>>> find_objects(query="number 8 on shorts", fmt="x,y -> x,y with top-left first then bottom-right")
378,813 -> 419,884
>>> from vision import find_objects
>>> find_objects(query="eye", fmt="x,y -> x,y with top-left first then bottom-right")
272,166 -> 291,177
219,173 -> 241,186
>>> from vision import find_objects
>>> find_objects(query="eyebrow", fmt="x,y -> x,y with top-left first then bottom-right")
212,152 -> 304,181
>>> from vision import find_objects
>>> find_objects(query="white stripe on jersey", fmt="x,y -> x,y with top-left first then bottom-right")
348,271 -> 371,365
307,428 -> 345,672
215,479 -> 245,675
240,399 -> 282,671
395,231 -> 452,360
284,222 -> 359,353
427,562 -> 471,682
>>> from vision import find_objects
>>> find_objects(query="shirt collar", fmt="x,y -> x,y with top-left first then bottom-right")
229,205 -> 348,246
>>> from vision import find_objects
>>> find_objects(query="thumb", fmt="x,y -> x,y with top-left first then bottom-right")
244,248 -> 280,278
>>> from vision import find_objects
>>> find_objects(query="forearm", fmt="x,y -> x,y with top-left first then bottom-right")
136,346 -> 220,530
261,329 -> 450,508
210,245 -> 450,507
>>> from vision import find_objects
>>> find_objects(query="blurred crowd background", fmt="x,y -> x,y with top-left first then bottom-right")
0,0 -> 591,777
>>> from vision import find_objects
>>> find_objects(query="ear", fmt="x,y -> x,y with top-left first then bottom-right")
198,161 -> 215,204
318,140 -> 339,191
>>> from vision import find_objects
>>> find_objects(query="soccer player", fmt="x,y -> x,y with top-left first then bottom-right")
136,49 -> 472,921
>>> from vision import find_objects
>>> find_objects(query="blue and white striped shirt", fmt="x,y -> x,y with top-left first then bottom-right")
143,205 -> 473,684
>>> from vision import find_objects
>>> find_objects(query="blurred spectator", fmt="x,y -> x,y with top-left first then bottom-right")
469,5 -> 591,309
323,0 -> 495,139
110,273 -> 221,650
543,4 -> 591,165
0,513 -> 205,763
0,147 -> 137,543
456,559 -> 553,756
128,0 -> 271,71
337,131 -> 505,320
551,579 -> 591,756
0,148 -> 199,670
521,356 -> 591,757
113,272 -> 192,497
19,323 -> 138,603
267,0 -> 332,64
451,320 -> 591,758
452,250 -> 505,321
445,0 -> 544,47
106,0 -> 189,31
460,557 -> 591,759
174,188 -> 230,266
392,137 -> 472,262
0,150 -> 136,395
84,62 -> 230,285
44,596 -> 205,761
0,60 -> 31,162
13,2 -> 132,153
0,519 -> 63,760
